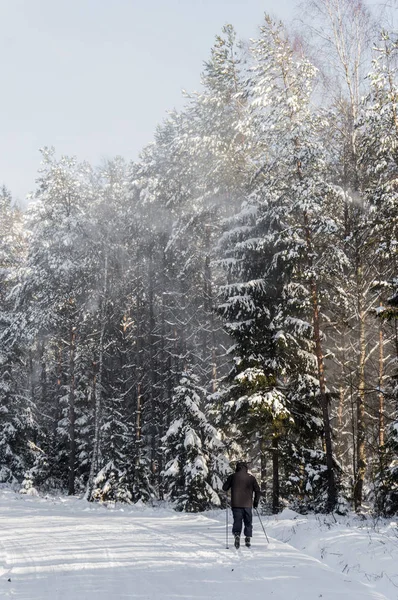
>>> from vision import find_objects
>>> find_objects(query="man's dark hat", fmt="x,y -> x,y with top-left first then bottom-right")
236,460 -> 248,470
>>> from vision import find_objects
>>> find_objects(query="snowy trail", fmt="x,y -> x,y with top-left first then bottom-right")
0,492 -> 388,600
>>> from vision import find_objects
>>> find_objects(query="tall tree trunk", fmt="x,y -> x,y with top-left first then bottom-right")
54,341 -> 63,442
158,288 -> 166,500
148,249 -> 157,479
136,380 -> 142,465
204,224 -> 218,393
133,245 -> 145,481
260,433 -> 267,506
28,349 -> 34,404
354,270 -> 366,511
337,385 -> 344,462
68,324 -> 76,495
158,246 -> 170,499
272,429 -> 279,514
86,253 -> 108,499
39,341 -> 47,407
135,338 -> 142,467
350,378 -> 357,486
336,325 -> 349,466
304,214 -> 337,511
312,280 -> 337,511
378,314 -> 385,450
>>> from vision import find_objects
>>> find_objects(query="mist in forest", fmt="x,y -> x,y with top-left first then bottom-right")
1,0 -> 398,516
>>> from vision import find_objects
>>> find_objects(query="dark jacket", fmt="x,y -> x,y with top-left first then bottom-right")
223,464 -> 261,508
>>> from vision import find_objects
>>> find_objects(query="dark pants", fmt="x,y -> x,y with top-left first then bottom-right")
232,507 -> 253,537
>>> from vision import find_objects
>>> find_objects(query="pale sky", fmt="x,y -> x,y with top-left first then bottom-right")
0,0 -> 392,203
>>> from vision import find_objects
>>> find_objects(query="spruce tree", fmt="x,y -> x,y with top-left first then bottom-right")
162,370 -> 225,511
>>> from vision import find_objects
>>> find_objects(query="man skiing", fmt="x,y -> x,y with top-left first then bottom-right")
223,461 -> 261,548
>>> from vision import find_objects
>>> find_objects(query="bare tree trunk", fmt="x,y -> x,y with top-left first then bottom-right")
28,350 -> 34,404
68,325 -> 76,495
136,379 -> 142,465
272,430 -> 279,514
304,214 -> 337,511
158,288 -> 166,500
148,249 -> 158,479
337,385 -> 344,463
130,241 -> 147,487
86,253 -> 108,499
354,272 -> 366,511
260,433 -> 267,505
350,378 -> 357,486
313,281 -> 337,510
378,317 -> 385,450
135,256 -> 143,468
336,324 -> 349,467
204,225 -> 218,393
378,306 -> 385,479
40,341 -> 47,408
53,341 -> 64,443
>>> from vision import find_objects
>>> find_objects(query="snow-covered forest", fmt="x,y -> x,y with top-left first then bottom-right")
1,0 -> 398,515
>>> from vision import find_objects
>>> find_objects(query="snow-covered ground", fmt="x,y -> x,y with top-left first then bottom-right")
0,489 -> 395,600
267,509 -> 398,600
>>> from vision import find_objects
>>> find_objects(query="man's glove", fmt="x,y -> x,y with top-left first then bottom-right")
253,500 -> 259,509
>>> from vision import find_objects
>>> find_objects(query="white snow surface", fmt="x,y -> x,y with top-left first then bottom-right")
0,489 -> 394,600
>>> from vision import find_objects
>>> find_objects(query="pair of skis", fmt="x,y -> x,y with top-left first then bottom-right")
225,505 -> 269,549
234,535 -> 251,549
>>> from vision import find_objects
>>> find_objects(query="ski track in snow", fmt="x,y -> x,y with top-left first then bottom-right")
0,491 -> 390,600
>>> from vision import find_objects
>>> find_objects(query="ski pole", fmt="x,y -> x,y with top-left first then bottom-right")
255,507 -> 270,543
226,500 -> 229,549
